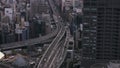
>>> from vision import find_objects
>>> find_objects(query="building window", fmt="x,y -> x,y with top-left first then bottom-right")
91,8 -> 97,11
93,19 -> 97,22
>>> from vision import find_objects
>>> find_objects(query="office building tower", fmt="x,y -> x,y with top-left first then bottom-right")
82,0 -> 120,60
30,0 -> 48,18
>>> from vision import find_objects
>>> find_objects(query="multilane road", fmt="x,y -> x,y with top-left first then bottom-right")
36,0 -> 69,67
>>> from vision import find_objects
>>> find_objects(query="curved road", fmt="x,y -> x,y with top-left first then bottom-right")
0,22 -> 60,51
36,0 -> 67,67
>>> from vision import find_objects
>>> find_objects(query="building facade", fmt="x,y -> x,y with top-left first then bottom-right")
82,0 -> 120,60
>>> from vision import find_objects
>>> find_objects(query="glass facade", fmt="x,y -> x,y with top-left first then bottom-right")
82,0 -> 120,60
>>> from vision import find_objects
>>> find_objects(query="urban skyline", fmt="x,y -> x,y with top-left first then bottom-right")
0,0 -> 120,68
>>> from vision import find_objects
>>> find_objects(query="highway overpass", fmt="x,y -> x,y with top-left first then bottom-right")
36,0 -> 71,68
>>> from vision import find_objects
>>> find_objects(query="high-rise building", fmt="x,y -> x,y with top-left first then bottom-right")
82,0 -> 120,60
30,0 -> 49,18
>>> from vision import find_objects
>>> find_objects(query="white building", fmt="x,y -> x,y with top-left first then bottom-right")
0,52 -> 5,60
107,61 -> 120,68
5,8 -> 13,20
61,0 -> 83,13
73,0 -> 83,13
65,0 -> 74,10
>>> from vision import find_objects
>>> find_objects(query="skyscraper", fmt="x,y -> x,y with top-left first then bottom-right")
82,0 -> 120,60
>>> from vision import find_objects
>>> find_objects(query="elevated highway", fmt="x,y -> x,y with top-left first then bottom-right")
48,28 -> 70,68
36,26 -> 66,68
0,25 -> 59,51
36,0 -> 71,67
0,0 -> 70,68
36,27 -> 70,68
